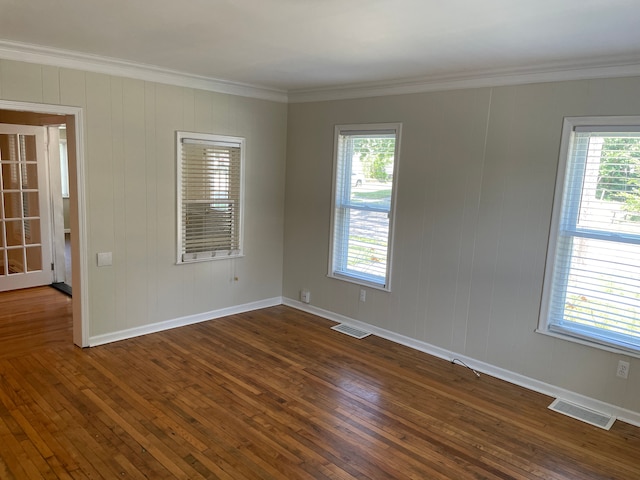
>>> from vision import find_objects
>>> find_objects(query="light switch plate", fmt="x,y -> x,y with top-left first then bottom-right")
97,252 -> 112,267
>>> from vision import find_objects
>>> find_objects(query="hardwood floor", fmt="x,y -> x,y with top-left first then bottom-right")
0,286 -> 72,359
1,288 -> 639,479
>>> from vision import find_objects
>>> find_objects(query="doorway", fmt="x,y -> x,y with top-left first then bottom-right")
49,124 -> 72,295
0,102 -> 87,347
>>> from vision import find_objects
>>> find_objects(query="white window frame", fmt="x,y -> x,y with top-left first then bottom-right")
538,116 -> 640,356
328,123 -> 401,291
176,131 -> 244,264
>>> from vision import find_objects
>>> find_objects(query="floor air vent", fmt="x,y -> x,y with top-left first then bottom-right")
331,324 -> 371,339
548,399 -> 615,430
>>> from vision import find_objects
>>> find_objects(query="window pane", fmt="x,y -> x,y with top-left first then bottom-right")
23,219 -> 41,245
555,235 -> 640,340
334,209 -> 389,282
25,246 -> 42,272
3,192 -> 21,219
22,135 -> 37,162
22,192 -> 40,217
7,248 -> 24,273
5,220 -> 23,246
21,162 -> 38,190
575,134 -> 640,236
1,162 -> 20,190
183,203 -> 236,253
349,183 -> 393,210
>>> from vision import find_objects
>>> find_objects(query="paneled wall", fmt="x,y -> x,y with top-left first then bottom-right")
2,55 -> 639,418
284,77 -> 640,415
0,59 -> 287,339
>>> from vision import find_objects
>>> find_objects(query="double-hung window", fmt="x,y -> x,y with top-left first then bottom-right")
539,116 -> 640,354
329,123 -> 401,290
177,131 -> 244,263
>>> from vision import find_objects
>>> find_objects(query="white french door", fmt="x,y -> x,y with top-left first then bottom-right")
0,124 -> 53,291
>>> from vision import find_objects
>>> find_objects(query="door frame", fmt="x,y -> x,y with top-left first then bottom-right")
0,100 -> 88,347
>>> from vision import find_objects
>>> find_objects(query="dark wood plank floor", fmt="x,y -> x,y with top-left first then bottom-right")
1,287 -> 639,479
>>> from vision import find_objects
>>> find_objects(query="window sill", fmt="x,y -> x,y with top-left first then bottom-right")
535,328 -> 640,359
328,272 -> 391,292
178,252 -> 244,264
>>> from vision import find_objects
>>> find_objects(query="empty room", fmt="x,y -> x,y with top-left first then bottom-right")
1,1 -> 639,478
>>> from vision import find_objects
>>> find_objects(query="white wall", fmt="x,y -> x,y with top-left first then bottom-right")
0,59 -> 288,339
283,76 -> 640,416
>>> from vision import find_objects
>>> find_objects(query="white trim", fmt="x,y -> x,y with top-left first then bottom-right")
326,273 -> 391,292
0,100 -> 89,347
282,297 -> 640,428
75,108 -> 88,347
536,328 -> 640,360
288,56 -> 640,103
0,40 -> 287,103
89,296 -> 283,347
2,40 -> 640,105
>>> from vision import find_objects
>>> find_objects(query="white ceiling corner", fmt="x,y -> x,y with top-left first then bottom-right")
0,39 -> 289,103
1,0 -> 640,103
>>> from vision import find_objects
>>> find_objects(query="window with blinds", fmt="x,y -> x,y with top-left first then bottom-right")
177,132 -> 244,263
540,117 -> 640,354
328,124 -> 401,290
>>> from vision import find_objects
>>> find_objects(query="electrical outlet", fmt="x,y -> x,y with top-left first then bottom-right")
617,360 -> 630,379
300,289 -> 310,304
359,289 -> 366,302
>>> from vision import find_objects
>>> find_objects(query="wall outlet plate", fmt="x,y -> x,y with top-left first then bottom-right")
617,360 -> 630,379
301,289 -> 310,304
97,252 -> 112,267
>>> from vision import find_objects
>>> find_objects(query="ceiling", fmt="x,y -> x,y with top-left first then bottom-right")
1,0 -> 640,99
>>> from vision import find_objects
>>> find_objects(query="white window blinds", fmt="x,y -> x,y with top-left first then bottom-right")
541,118 -> 640,353
177,132 -> 244,263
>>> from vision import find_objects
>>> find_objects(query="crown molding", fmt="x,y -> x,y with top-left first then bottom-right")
0,40 -> 288,103
3,39 -> 640,105
288,56 -> 640,103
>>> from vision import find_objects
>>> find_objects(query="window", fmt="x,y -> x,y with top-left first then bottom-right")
329,123 -> 401,290
177,131 -> 244,263
59,136 -> 69,198
539,116 -> 640,354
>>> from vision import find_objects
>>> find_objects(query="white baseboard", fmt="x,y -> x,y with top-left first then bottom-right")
282,297 -> 640,428
89,296 -> 283,347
